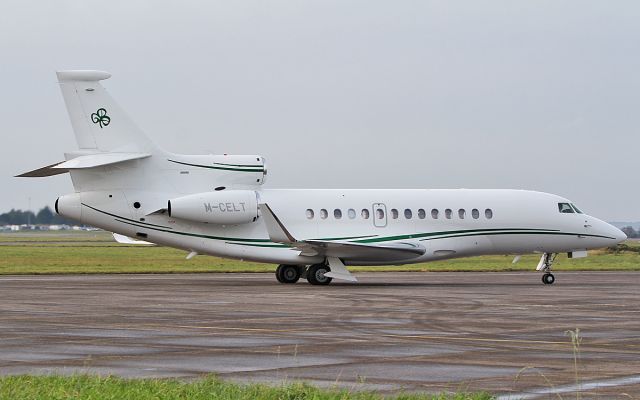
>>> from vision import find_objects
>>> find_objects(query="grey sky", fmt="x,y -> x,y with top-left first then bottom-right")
1,1 -> 638,220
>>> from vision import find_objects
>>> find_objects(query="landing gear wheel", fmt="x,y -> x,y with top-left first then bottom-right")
275,265 -> 285,283
307,264 -> 332,285
542,273 -> 555,285
276,265 -> 301,284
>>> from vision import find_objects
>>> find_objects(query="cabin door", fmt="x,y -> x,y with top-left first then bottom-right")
372,203 -> 387,227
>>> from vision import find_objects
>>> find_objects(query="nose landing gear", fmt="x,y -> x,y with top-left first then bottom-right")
538,253 -> 557,285
542,272 -> 555,285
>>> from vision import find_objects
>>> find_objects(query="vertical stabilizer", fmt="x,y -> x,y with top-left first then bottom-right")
56,70 -> 159,153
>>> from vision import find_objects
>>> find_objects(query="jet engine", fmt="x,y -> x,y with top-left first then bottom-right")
168,190 -> 259,225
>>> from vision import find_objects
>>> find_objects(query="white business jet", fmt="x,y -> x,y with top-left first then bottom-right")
18,71 -> 626,285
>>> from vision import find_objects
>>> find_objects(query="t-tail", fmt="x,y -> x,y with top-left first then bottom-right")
17,70 -> 267,225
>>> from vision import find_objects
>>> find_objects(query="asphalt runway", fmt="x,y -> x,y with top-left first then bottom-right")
0,272 -> 639,398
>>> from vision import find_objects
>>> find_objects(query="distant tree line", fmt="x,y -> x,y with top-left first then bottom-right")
0,207 -> 77,226
620,226 -> 639,239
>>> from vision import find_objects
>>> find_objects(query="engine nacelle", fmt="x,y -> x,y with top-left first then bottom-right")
55,193 -> 82,222
168,190 -> 259,225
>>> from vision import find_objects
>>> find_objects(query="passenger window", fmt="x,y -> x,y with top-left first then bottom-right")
391,209 -> 399,219
320,209 -> 328,219
361,209 -> 370,219
570,203 -> 583,214
348,208 -> 356,219
418,209 -> 426,219
431,209 -> 439,219
376,208 -> 385,219
306,209 -> 314,219
485,209 -> 493,219
334,209 -> 342,219
404,209 -> 413,219
472,209 -> 479,219
445,209 -> 452,219
458,209 -> 465,219
558,203 -> 574,214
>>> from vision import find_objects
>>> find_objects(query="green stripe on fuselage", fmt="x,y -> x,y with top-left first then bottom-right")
167,159 -> 264,172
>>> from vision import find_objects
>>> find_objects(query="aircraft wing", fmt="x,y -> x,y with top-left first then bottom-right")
296,240 -> 425,261
259,203 -> 426,262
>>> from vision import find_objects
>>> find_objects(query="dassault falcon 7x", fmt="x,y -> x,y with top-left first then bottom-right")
18,70 -> 626,285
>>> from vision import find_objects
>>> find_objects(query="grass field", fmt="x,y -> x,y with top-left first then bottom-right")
0,231 -> 638,275
0,375 -> 491,400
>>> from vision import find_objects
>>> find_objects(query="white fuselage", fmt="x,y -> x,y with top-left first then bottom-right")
63,186 -> 624,266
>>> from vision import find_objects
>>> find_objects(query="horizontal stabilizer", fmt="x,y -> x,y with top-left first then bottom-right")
17,152 -> 150,178
15,161 -> 68,177
54,152 -> 150,169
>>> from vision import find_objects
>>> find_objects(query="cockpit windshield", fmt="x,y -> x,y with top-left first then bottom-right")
558,202 -> 584,214
571,203 -> 583,214
558,203 -> 574,213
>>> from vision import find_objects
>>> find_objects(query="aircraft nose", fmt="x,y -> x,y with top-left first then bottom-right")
612,225 -> 627,243
589,217 -> 627,244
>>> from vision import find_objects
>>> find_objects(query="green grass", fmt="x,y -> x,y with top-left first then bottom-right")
0,375 -> 492,400
0,232 -> 638,275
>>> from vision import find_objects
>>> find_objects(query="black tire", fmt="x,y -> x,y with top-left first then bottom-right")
542,273 -> 555,285
275,265 -> 285,283
277,265 -> 301,284
307,264 -> 332,285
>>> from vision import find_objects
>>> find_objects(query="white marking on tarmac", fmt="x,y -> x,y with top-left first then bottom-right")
497,374 -> 640,400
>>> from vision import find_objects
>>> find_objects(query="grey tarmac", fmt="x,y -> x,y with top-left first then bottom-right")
0,272 -> 638,398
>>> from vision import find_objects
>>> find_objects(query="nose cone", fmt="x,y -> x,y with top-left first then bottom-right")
611,225 -> 627,243
588,217 -> 627,245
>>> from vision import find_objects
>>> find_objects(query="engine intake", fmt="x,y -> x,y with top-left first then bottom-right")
168,190 -> 258,225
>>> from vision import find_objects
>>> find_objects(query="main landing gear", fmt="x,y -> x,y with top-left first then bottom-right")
275,264 -> 301,284
539,253 -> 557,285
275,263 -> 333,285
306,263 -> 332,285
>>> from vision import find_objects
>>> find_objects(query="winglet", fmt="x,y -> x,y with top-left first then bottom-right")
325,257 -> 358,282
112,233 -> 153,245
258,203 -> 296,243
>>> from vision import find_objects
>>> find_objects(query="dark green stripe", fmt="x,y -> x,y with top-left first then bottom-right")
313,234 -> 378,241
82,204 -> 270,243
168,159 -> 264,172
419,231 -> 616,241
226,242 -> 292,248
82,203 -> 173,230
114,219 -> 273,243
213,162 -> 263,168
351,228 -> 559,243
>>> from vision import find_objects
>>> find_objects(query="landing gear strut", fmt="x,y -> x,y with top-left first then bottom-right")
540,253 -> 557,285
275,264 -> 301,284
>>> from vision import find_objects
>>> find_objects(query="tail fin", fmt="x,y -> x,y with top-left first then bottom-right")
57,70 -> 159,153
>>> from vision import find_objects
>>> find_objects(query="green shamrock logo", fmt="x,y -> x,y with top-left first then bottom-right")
91,108 -> 110,128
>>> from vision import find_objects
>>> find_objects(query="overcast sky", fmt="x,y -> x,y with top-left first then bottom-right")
1,1 -> 638,220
